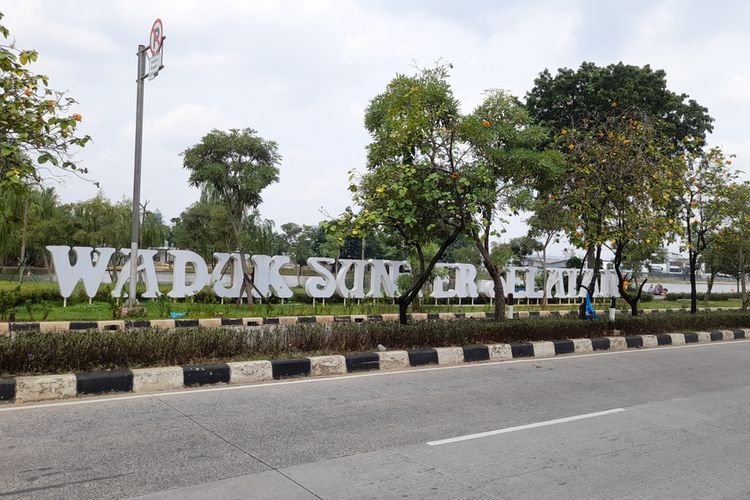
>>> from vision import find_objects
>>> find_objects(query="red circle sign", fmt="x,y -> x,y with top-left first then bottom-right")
149,19 -> 164,56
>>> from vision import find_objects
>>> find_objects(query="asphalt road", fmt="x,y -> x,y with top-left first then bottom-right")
1,340 -> 749,499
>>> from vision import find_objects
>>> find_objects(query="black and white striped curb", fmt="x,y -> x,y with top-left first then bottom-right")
1,328 -> 747,405
0,307 -> 740,334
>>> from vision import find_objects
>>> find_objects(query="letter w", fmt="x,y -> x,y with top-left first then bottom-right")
46,246 -> 115,299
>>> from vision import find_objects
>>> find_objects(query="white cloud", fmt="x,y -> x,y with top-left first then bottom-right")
2,0 -> 749,238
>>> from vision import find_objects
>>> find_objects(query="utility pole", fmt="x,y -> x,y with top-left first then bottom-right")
126,19 -> 164,310
127,45 -> 147,308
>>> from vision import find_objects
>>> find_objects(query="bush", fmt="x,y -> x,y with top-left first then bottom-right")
3,312 -> 750,376
664,292 -> 740,302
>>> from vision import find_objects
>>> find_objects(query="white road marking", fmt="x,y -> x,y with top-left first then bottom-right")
0,338 -> 747,413
426,408 -> 626,446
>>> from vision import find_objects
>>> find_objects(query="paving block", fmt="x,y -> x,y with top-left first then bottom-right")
15,374 -> 77,403
532,341 -> 556,358
668,333 -> 685,345
377,350 -> 409,370
435,347 -> 464,365
39,321 -> 70,333
228,361 -> 273,384
606,337 -> 627,350
308,355 -> 347,376
641,335 -> 658,348
132,366 -> 183,393
486,343 -> 512,361
198,318 -> 222,328
572,338 -> 593,353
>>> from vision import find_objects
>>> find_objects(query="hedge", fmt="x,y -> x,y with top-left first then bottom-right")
2,311 -> 749,376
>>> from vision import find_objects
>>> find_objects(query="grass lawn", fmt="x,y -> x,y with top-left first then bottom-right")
1,280 -> 743,321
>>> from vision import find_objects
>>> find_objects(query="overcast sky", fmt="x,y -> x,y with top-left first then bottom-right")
4,0 -> 750,251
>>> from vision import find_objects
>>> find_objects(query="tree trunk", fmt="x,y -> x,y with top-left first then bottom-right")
689,250 -> 698,314
740,245 -> 748,311
398,300 -> 409,324
586,244 -> 603,295
473,239 -> 505,320
541,245 -> 548,309
18,199 -> 29,283
613,244 -> 644,317
396,228 -> 461,324
704,271 -> 717,306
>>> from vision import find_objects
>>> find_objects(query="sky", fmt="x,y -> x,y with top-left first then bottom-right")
3,0 -> 750,254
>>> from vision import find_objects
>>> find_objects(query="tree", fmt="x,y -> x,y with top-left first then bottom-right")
0,12 -> 91,192
676,146 -> 734,313
182,128 -> 281,305
722,182 -> 750,309
526,62 -> 713,152
701,228 -> 749,304
280,223 -> 323,278
462,91 -> 562,319
328,66 -> 466,324
527,197 -> 568,307
558,112 -> 682,315
443,234 -> 482,267
508,236 -> 544,266
526,62 -> 714,299
170,201 -> 235,260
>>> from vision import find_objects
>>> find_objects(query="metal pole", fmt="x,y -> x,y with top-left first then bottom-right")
128,45 -> 147,308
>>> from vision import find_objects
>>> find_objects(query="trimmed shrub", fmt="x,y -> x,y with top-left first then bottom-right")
2,312 -> 749,376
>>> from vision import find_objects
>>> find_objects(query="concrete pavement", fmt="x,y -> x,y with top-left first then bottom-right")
1,340 -> 749,499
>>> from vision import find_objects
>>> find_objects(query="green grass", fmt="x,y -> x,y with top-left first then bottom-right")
1,280 -> 743,322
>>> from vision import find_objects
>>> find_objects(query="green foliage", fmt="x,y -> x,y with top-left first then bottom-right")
0,12 -> 92,191
182,128 -> 281,248
170,201 -> 235,259
508,236 -> 544,266
526,61 -> 714,152
676,147 -> 735,312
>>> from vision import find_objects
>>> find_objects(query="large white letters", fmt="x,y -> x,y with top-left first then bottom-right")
167,250 -> 210,298
112,248 -> 160,298
211,253 -> 246,298
305,257 -> 337,298
251,255 -> 293,298
46,246 -> 115,298
45,246 -> 621,301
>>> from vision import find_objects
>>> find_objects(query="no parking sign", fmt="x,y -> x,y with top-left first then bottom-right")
147,18 -> 164,80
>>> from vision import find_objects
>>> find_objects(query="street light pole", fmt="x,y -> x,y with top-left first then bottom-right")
127,44 -> 147,308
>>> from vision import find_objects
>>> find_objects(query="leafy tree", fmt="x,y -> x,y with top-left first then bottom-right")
243,214 -> 284,257
527,196 -> 568,307
280,223 -> 324,278
490,242 -> 513,270
328,66 -> 467,323
700,228 -> 749,304
561,112 -> 683,315
676,146 -> 734,313
0,12 -> 91,192
565,255 -> 583,269
462,91 -> 562,319
526,62 -> 713,153
722,182 -> 750,309
182,128 -> 281,305
443,234 -> 482,266
508,236 -> 544,266
170,201 -> 235,260
526,62 -> 714,300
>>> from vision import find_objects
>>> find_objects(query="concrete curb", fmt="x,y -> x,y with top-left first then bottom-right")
2,307 -> 744,335
1,328 -> 748,405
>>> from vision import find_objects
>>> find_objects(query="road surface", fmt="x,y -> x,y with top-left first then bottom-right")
1,340 -> 749,499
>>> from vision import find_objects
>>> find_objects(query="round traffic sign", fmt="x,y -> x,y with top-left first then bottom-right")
149,19 -> 164,56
